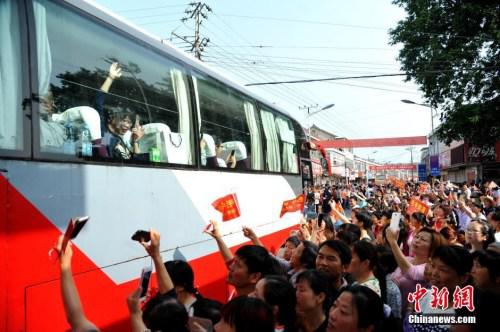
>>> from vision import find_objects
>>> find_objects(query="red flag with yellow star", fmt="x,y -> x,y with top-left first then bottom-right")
212,193 -> 241,221
280,194 -> 305,218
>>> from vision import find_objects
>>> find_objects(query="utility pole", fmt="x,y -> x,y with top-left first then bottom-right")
172,2 -> 211,60
406,146 -> 415,181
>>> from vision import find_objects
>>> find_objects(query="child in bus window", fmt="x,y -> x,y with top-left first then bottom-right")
95,62 -> 145,160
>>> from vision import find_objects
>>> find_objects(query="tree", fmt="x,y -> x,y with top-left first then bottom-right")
390,0 -> 500,147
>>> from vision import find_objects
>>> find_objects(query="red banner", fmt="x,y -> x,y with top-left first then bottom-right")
390,178 -> 406,190
315,136 -> 427,148
369,164 -> 417,171
280,194 -> 305,218
212,193 -> 241,221
407,198 -> 430,216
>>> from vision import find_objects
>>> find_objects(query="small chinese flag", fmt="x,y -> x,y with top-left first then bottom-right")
212,193 -> 241,221
280,194 -> 305,218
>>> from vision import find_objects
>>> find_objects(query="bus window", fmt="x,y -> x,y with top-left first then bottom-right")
260,108 -> 281,172
33,0 -> 194,165
0,0 -> 23,151
194,74 -> 263,171
276,116 -> 299,174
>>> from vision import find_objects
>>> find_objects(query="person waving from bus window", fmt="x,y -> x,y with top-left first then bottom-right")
95,62 -> 144,159
54,235 -> 100,332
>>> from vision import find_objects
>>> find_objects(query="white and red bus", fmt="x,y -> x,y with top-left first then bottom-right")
0,0 -> 309,330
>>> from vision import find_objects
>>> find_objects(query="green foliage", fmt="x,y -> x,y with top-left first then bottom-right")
390,0 -> 500,147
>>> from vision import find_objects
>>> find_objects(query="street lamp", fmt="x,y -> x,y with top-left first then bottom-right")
368,150 -> 378,161
301,103 -> 335,141
401,99 -> 439,180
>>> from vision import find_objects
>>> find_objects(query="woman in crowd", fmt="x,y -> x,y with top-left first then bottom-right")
349,241 -> 383,297
407,212 -> 428,256
440,226 -> 462,247
386,227 -> 445,316
327,285 -> 397,332
465,219 -> 492,253
214,296 -> 275,332
289,241 -> 318,285
431,204 -> 451,231
253,275 -> 298,332
470,243 -> 500,332
376,245 -> 403,319
351,211 -> 374,241
295,270 -> 329,332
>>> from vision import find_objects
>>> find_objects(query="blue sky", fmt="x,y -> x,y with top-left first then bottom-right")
93,0 -> 435,163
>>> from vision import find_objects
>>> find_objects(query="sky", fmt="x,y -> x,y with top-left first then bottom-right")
93,0 -> 436,163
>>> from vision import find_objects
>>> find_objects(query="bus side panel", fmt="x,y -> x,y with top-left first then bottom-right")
3,168 -> 298,331
1,175 -> 7,331
4,174 -> 101,331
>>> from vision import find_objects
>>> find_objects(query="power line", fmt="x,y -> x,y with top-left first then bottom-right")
217,13 -> 491,41
246,73 -> 407,86
124,12 -> 187,20
208,13 -> 327,107
116,4 -> 190,13
202,19 -> 321,107
218,14 -> 388,31
208,44 -> 394,50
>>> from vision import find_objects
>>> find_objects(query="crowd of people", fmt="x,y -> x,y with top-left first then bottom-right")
55,179 -> 500,332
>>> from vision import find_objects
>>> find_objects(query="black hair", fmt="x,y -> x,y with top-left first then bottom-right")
373,210 -> 384,220
491,211 -> 500,222
376,245 -> 398,274
380,210 -> 392,220
143,297 -> 189,332
262,276 -> 297,331
411,212 -> 428,227
352,241 -> 387,304
322,214 -> 335,233
432,245 -> 473,277
472,249 -> 500,283
338,285 -> 388,332
106,104 -> 135,124
295,269 -> 330,310
235,245 -> 273,277
300,241 -> 318,270
336,223 -> 361,246
285,236 -> 300,248
164,260 -> 196,294
220,296 -> 274,332
318,240 -> 352,266
354,211 -> 373,230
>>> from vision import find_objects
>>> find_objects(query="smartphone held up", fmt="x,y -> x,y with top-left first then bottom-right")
390,212 -> 401,232
139,266 -> 152,300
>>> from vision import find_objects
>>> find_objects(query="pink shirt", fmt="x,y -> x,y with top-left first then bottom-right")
390,259 -> 427,316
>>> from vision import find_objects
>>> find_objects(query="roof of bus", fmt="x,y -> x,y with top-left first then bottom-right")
72,0 -> 298,123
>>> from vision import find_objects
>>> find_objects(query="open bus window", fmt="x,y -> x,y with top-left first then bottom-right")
0,0 -> 24,151
194,73 -> 264,171
33,0 -> 194,165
